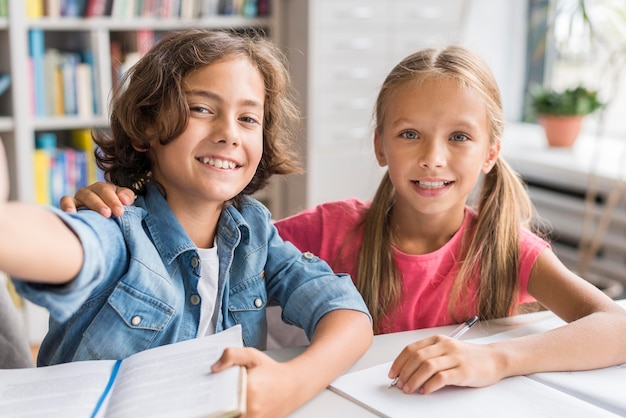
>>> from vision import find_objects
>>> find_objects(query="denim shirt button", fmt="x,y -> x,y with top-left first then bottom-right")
303,251 -> 314,260
190,295 -> 201,305
191,257 -> 200,268
253,298 -> 262,308
131,315 -> 142,326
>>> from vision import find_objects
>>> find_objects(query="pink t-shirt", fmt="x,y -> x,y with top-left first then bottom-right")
275,199 -> 550,333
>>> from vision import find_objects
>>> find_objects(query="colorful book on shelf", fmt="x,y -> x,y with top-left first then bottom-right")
25,0 -> 44,17
76,62 -> 94,117
33,133 -> 57,206
85,0 -> 108,17
0,73 -> 10,97
33,149 -> 52,206
72,128 -> 99,184
28,29 -> 47,117
0,325 -> 246,418
61,52 -> 80,115
44,49 -> 64,116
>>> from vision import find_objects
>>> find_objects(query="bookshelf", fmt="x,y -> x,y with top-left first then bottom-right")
1,0 -> 281,347
1,0 -> 284,215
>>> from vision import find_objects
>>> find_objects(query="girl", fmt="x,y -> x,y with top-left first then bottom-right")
64,45 -> 626,396
0,30 -> 372,417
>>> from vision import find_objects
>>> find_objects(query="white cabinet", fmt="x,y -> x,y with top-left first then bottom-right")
281,0 -> 469,216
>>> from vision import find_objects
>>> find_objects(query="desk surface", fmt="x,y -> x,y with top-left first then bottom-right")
268,299 -> 626,417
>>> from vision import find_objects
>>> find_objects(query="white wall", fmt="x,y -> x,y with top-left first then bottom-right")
460,0 -> 529,122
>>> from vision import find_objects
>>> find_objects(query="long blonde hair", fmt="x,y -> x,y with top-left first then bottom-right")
357,46 -> 535,333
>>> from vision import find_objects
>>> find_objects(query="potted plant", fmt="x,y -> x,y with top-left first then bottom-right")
530,85 -> 604,147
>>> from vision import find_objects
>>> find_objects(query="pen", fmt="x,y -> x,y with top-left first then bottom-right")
389,315 -> 479,387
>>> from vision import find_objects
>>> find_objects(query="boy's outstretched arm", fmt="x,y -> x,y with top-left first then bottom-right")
0,140 -> 83,284
60,182 -> 135,218
212,309 -> 373,418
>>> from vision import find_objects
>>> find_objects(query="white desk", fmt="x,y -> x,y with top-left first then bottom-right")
268,299 -> 626,417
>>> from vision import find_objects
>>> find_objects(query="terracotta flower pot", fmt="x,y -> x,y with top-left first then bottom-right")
538,114 -> 584,147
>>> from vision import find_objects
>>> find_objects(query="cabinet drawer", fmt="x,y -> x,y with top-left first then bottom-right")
316,0 -> 389,30
392,0 -> 465,25
315,30 -> 389,58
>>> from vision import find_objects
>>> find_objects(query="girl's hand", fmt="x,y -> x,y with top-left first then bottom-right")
212,347 -> 299,418
59,182 -> 136,217
388,335 -> 503,394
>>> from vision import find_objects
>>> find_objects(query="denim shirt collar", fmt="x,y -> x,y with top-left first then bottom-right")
136,184 -> 252,264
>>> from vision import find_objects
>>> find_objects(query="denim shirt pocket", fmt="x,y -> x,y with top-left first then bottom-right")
228,273 -> 267,349
75,282 -> 175,360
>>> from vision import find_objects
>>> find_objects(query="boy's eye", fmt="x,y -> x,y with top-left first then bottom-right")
190,105 -> 211,114
451,133 -> 469,142
240,116 -> 260,125
400,130 -> 419,140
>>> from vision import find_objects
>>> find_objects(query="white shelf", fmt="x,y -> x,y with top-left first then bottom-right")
25,16 -> 273,31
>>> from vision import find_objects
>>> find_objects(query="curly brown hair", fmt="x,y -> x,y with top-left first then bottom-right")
94,29 -> 302,205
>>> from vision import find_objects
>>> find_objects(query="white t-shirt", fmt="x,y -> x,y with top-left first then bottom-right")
196,245 -> 220,337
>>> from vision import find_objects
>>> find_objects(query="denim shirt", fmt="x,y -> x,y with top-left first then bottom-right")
15,184 -> 370,366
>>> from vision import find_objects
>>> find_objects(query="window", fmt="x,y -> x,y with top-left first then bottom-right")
526,0 -> 626,138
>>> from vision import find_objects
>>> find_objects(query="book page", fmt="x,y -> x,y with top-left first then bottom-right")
527,363 -> 626,416
104,325 -> 244,418
0,360 -> 115,418
329,362 -> 619,418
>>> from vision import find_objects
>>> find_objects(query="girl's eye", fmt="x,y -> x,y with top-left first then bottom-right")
451,133 -> 469,142
401,130 -> 419,140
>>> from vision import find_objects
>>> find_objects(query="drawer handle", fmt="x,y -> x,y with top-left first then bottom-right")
336,6 -> 374,20
408,7 -> 443,20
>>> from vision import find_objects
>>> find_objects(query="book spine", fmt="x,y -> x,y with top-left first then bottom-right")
76,63 -> 94,117
28,29 -> 47,116
71,128 -> 98,184
26,0 -> 45,17
61,52 -> 79,115
34,133 -> 57,206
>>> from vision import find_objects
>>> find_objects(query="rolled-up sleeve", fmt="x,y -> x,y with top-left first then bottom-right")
13,207 -> 129,322
264,223 -> 371,340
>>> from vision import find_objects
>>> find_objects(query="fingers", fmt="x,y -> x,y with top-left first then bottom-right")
59,195 -> 81,213
211,347 -> 263,373
67,182 -> 134,218
389,335 -> 462,394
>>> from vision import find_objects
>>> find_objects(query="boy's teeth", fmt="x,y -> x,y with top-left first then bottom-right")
202,157 -> 236,169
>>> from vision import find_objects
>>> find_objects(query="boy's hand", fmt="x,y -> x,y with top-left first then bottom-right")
59,182 -> 136,218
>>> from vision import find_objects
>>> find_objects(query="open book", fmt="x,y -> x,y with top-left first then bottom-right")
330,316 -> 626,418
0,325 -> 246,418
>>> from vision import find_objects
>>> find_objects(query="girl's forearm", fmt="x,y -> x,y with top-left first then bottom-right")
491,309 -> 626,378
0,202 -> 83,284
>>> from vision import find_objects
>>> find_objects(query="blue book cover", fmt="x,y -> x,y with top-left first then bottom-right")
28,29 -> 47,116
